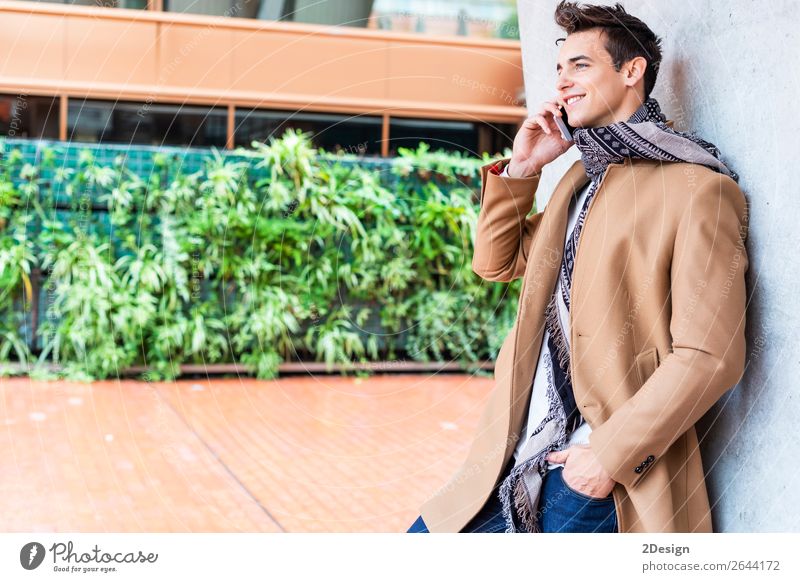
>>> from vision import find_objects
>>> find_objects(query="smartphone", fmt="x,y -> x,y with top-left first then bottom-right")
553,106 -> 575,142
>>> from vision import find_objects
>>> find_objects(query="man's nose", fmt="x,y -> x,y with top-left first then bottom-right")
556,72 -> 573,93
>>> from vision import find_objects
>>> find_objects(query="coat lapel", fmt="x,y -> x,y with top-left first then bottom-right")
507,159 -> 591,442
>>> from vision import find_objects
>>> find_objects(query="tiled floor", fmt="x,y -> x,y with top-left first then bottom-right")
0,373 -> 494,532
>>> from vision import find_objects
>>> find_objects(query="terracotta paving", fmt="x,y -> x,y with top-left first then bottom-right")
0,373 -> 494,532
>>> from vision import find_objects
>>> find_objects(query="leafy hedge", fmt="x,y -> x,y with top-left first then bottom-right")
0,132 -> 522,381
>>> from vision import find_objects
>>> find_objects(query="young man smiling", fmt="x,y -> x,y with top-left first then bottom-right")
408,1 -> 748,533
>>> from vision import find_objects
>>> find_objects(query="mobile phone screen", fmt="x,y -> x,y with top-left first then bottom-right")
554,106 -> 575,142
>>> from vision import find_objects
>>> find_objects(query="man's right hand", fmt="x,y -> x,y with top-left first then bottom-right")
506,98 -> 574,178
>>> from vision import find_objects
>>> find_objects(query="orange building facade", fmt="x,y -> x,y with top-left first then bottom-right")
0,1 -> 526,157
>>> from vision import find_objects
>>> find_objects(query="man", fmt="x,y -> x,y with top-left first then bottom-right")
407,1 -> 748,533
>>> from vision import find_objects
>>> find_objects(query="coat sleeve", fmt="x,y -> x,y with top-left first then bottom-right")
588,171 -> 750,489
472,157 -> 545,282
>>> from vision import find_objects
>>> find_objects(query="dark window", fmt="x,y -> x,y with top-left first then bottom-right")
388,117 -> 477,157
235,108 -> 383,155
388,117 -> 516,157
67,99 -> 227,147
477,121 -> 516,157
0,94 -> 60,140
164,0 -> 266,19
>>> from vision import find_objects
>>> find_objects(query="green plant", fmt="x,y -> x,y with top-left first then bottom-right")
0,132 -> 519,381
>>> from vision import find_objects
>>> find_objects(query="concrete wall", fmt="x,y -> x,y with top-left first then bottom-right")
517,0 -> 799,532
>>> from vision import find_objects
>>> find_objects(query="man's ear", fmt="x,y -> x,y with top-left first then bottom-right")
623,56 -> 648,89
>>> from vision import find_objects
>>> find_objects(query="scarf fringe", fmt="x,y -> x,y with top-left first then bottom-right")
499,475 -> 517,532
499,455 -> 546,533
514,475 -> 539,532
544,292 -> 571,379
498,363 -> 570,534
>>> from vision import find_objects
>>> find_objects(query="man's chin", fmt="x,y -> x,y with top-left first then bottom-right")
569,118 -> 595,129
570,112 -> 613,129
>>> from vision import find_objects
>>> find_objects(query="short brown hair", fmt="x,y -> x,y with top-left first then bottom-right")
554,1 -> 663,99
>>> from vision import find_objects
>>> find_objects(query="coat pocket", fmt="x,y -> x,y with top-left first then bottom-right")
635,346 -> 660,385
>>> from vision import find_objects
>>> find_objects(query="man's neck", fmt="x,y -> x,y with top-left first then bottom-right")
592,95 -> 645,127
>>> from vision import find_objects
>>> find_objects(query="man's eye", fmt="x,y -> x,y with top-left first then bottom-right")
576,63 -> 588,69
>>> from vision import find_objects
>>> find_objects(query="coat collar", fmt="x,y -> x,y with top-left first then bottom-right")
563,117 -> 674,190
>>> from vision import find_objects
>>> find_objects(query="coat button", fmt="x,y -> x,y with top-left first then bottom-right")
646,455 -> 655,462
634,466 -> 643,474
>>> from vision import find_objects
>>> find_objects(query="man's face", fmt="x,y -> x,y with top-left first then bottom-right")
556,29 -> 631,128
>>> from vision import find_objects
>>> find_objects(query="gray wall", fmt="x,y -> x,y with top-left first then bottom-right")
517,0 -> 799,532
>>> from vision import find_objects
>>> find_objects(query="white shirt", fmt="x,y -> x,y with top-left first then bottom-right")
500,164 -> 593,469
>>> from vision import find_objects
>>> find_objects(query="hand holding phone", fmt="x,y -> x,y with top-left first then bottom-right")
553,105 -> 576,143
506,99 -> 574,178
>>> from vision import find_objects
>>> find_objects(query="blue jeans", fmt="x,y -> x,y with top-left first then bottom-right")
407,460 -> 618,533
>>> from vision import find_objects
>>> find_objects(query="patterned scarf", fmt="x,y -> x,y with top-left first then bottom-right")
497,96 -> 738,533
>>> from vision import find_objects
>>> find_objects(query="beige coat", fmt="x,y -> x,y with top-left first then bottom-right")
419,154 -> 749,533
